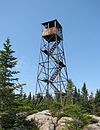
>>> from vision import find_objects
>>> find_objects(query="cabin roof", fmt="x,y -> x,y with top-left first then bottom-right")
42,19 -> 62,28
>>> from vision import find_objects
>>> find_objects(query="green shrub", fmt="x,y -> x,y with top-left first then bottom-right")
35,103 -> 47,111
63,104 -> 98,130
27,109 -> 39,115
17,105 -> 32,112
13,114 -> 39,130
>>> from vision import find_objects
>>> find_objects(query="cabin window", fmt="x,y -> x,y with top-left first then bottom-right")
49,21 -> 55,28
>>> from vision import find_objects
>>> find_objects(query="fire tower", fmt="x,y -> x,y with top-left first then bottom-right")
35,20 -> 68,103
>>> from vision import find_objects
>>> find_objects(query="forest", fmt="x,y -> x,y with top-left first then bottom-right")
0,38 -> 100,129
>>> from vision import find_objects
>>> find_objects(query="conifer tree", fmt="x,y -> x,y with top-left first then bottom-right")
73,86 -> 78,104
19,86 -> 24,100
0,38 -> 23,128
73,87 -> 82,104
28,92 -> 32,102
81,83 -> 90,112
77,88 -> 82,103
23,93 -> 27,100
94,89 -> 100,116
66,80 -> 74,105
81,83 -> 88,101
89,92 -> 95,114
0,38 -> 19,110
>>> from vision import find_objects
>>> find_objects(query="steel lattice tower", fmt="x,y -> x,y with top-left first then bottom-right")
35,20 -> 68,103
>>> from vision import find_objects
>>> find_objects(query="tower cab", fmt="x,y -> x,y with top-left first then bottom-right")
42,20 -> 63,42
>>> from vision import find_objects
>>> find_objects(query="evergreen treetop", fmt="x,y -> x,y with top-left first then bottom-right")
0,38 -> 19,90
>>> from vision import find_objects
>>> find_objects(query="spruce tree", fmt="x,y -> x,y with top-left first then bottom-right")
28,92 -> 32,102
0,38 -> 22,128
81,83 -> 88,101
66,80 -> 74,105
73,86 -> 78,104
89,92 -> 95,114
77,89 -> 82,104
23,93 -> 27,100
73,87 -> 82,104
81,83 -> 90,112
94,89 -> 100,116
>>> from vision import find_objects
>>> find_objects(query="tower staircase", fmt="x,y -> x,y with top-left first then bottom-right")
42,41 -> 65,92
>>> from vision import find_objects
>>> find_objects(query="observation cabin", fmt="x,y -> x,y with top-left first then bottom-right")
42,20 -> 63,42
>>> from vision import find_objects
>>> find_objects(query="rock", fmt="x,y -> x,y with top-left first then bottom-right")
40,122 -> 54,130
84,123 -> 100,130
38,110 -> 52,116
84,115 -> 100,130
52,117 -> 58,125
26,110 -> 53,127
90,115 -> 100,122
56,125 -> 65,130
56,117 -> 73,130
26,110 -> 100,130
26,113 -> 35,120
58,117 -> 73,125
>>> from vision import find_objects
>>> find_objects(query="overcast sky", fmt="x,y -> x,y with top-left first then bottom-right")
0,0 -> 100,95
